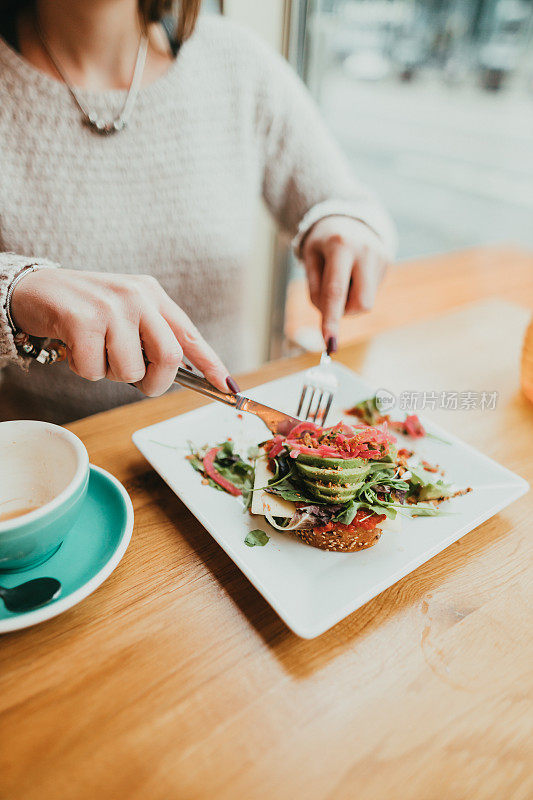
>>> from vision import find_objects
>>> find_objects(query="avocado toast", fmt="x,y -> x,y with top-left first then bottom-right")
187,420 -> 470,552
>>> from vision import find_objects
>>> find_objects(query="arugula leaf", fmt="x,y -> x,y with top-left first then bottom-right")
335,501 -> 365,524
267,484 -> 319,503
418,483 -> 453,501
408,467 -> 454,500
265,466 -> 329,503
350,396 -> 381,425
206,478 -> 225,492
187,441 -> 256,502
187,456 -> 205,473
244,529 -> 270,547
241,475 -> 254,510
335,501 -> 398,523
212,447 -> 254,494
267,454 -> 292,484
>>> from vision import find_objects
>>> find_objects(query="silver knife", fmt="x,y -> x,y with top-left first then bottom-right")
30,341 -> 302,436
174,367 -> 300,436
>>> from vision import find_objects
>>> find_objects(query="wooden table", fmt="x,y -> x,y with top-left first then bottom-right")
2,275 -> 533,797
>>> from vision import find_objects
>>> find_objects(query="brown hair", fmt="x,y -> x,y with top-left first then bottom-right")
138,0 -> 202,42
0,1 -> 203,43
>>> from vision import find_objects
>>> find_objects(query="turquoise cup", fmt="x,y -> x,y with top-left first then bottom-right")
0,420 -> 90,572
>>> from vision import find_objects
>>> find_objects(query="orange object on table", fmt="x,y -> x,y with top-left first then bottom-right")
522,315 -> 533,404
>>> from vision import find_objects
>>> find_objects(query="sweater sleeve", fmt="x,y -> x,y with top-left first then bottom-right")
0,253 -> 59,367
252,36 -> 397,259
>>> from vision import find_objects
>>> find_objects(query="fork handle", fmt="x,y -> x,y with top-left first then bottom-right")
173,367 -> 239,407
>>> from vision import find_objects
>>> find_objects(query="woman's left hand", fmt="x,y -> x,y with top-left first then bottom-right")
301,216 -> 390,353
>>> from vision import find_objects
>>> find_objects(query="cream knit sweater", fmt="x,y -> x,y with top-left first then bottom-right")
0,16 -> 396,424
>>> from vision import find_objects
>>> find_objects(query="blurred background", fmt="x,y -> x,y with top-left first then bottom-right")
297,0 -> 533,258
212,1 -> 533,359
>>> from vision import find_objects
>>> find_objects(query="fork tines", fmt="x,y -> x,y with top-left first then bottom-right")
296,351 -> 338,426
297,384 -> 334,425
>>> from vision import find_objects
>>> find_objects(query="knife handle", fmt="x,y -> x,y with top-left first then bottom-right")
19,335 -> 239,408
173,367 -> 239,407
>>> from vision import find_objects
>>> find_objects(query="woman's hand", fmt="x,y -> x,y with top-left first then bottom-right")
302,216 -> 390,353
10,269 -> 238,397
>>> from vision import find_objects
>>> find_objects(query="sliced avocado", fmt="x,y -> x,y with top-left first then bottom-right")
297,477 -> 367,502
291,452 -> 376,503
295,460 -> 370,485
295,452 -> 368,470
299,478 -> 355,497
300,484 -> 358,503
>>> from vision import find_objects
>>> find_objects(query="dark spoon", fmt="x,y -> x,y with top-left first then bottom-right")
0,577 -> 61,613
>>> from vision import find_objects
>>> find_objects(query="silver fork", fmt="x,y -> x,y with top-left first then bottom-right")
296,351 -> 338,425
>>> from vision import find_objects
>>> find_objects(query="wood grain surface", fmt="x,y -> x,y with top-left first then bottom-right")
1,263 -> 533,799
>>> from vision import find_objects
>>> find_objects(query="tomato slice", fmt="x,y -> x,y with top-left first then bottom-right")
312,509 -> 386,536
352,509 -> 387,529
203,447 -> 241,496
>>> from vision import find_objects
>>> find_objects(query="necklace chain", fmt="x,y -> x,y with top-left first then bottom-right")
34,15 -> 148,135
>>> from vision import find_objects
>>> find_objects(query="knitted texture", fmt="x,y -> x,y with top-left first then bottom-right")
0,16 -> 396,423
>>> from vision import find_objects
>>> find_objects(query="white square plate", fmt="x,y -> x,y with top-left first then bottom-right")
132,364 -> 528,638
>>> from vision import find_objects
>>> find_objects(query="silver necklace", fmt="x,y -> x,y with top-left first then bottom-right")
34,16 -> 148,135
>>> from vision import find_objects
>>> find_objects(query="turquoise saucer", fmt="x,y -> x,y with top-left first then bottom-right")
0,465 -> 133,633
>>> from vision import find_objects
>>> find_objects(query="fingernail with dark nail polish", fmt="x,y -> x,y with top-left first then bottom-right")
326,336 -> 337,355
226,376 -> 240,394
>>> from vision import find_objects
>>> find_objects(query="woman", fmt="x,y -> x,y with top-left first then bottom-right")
0,0 -> 396,424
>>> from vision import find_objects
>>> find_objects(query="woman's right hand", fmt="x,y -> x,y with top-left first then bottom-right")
10,269 -> 237,397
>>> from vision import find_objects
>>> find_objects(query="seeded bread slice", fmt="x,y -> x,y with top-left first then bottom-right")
295,525 -> 382,552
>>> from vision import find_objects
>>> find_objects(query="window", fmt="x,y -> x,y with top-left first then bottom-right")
291,0 -> 533,258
